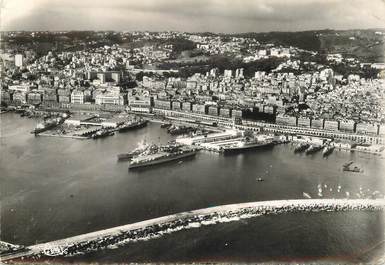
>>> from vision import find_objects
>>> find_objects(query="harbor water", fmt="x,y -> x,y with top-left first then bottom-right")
1,113 -> 384,262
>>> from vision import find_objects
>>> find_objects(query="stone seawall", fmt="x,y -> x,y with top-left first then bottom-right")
3,199 -> 384,261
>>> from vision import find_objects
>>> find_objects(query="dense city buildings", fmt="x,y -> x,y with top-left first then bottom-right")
1,30 -> 385,140
1,10 -> 385,265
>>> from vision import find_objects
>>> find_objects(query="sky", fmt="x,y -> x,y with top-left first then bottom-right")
1,0 -> 385,33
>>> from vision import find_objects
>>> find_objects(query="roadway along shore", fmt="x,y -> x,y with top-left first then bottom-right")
1,199 -> 384,262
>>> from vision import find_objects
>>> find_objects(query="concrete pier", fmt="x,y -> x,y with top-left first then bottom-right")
37,133 -> 88,139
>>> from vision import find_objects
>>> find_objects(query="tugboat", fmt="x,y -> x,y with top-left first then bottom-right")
91,129 -> 115,139
118,119 -> 148,133
322,145 -> 335,157
294,142 -> 309,153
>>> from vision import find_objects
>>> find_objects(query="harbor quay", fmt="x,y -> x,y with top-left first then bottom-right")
1,199 -> 384,262
152,109 -> 385,146
6,104 -> 385,146
10,104 -> 385,156
2,23 -> 385,264
25,110 -> 151,139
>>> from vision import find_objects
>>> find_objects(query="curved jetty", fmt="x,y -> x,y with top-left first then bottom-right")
2,199 -> 384,261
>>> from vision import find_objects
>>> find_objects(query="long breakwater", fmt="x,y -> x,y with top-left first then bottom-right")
2,199 -> 384,262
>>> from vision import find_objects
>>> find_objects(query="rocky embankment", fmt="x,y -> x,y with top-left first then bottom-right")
4,199 -> 385,262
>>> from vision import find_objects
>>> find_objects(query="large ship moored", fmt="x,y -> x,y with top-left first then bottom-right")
129,144 -> 197,169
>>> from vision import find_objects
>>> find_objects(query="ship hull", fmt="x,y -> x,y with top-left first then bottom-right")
92,132 -> 114,139
31,123 -> 57,135
223,142 -> 274,154
117,153 -> 134,161
305,146 -> 323,155
294,144 -> 309,153
118,121 -> 148,133
129,151 -> 197,169
160,123 -> 172,128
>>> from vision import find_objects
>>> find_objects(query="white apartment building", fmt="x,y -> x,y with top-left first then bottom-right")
71,90 -> 85,104
95,93 -> 124,105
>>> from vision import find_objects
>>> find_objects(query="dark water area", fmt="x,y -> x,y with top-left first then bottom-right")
65,211 -> 384,264
1,113 -> 384,262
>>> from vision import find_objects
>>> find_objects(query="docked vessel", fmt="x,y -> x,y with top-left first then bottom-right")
118,119 -> 148,132
91,129 -> 115,139
117,141 -> 149,161
294,142 -> 310,153
129,144 -> 197,169
305,144 -> 323,155
222,137 -> 274,154
167,125 -> 195,135
31,117 -> 65,135
160,122 -> 172,128
322,145 -> 335,157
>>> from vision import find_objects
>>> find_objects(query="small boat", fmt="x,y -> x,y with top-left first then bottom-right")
343,166 -> 362,173
256,177 -> 264,182
160,122 -> 172,128
91,129 -> 114,139
342,161 -> 361,172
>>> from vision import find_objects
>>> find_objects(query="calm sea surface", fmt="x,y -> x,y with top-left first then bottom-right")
1,113 -> 384,262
